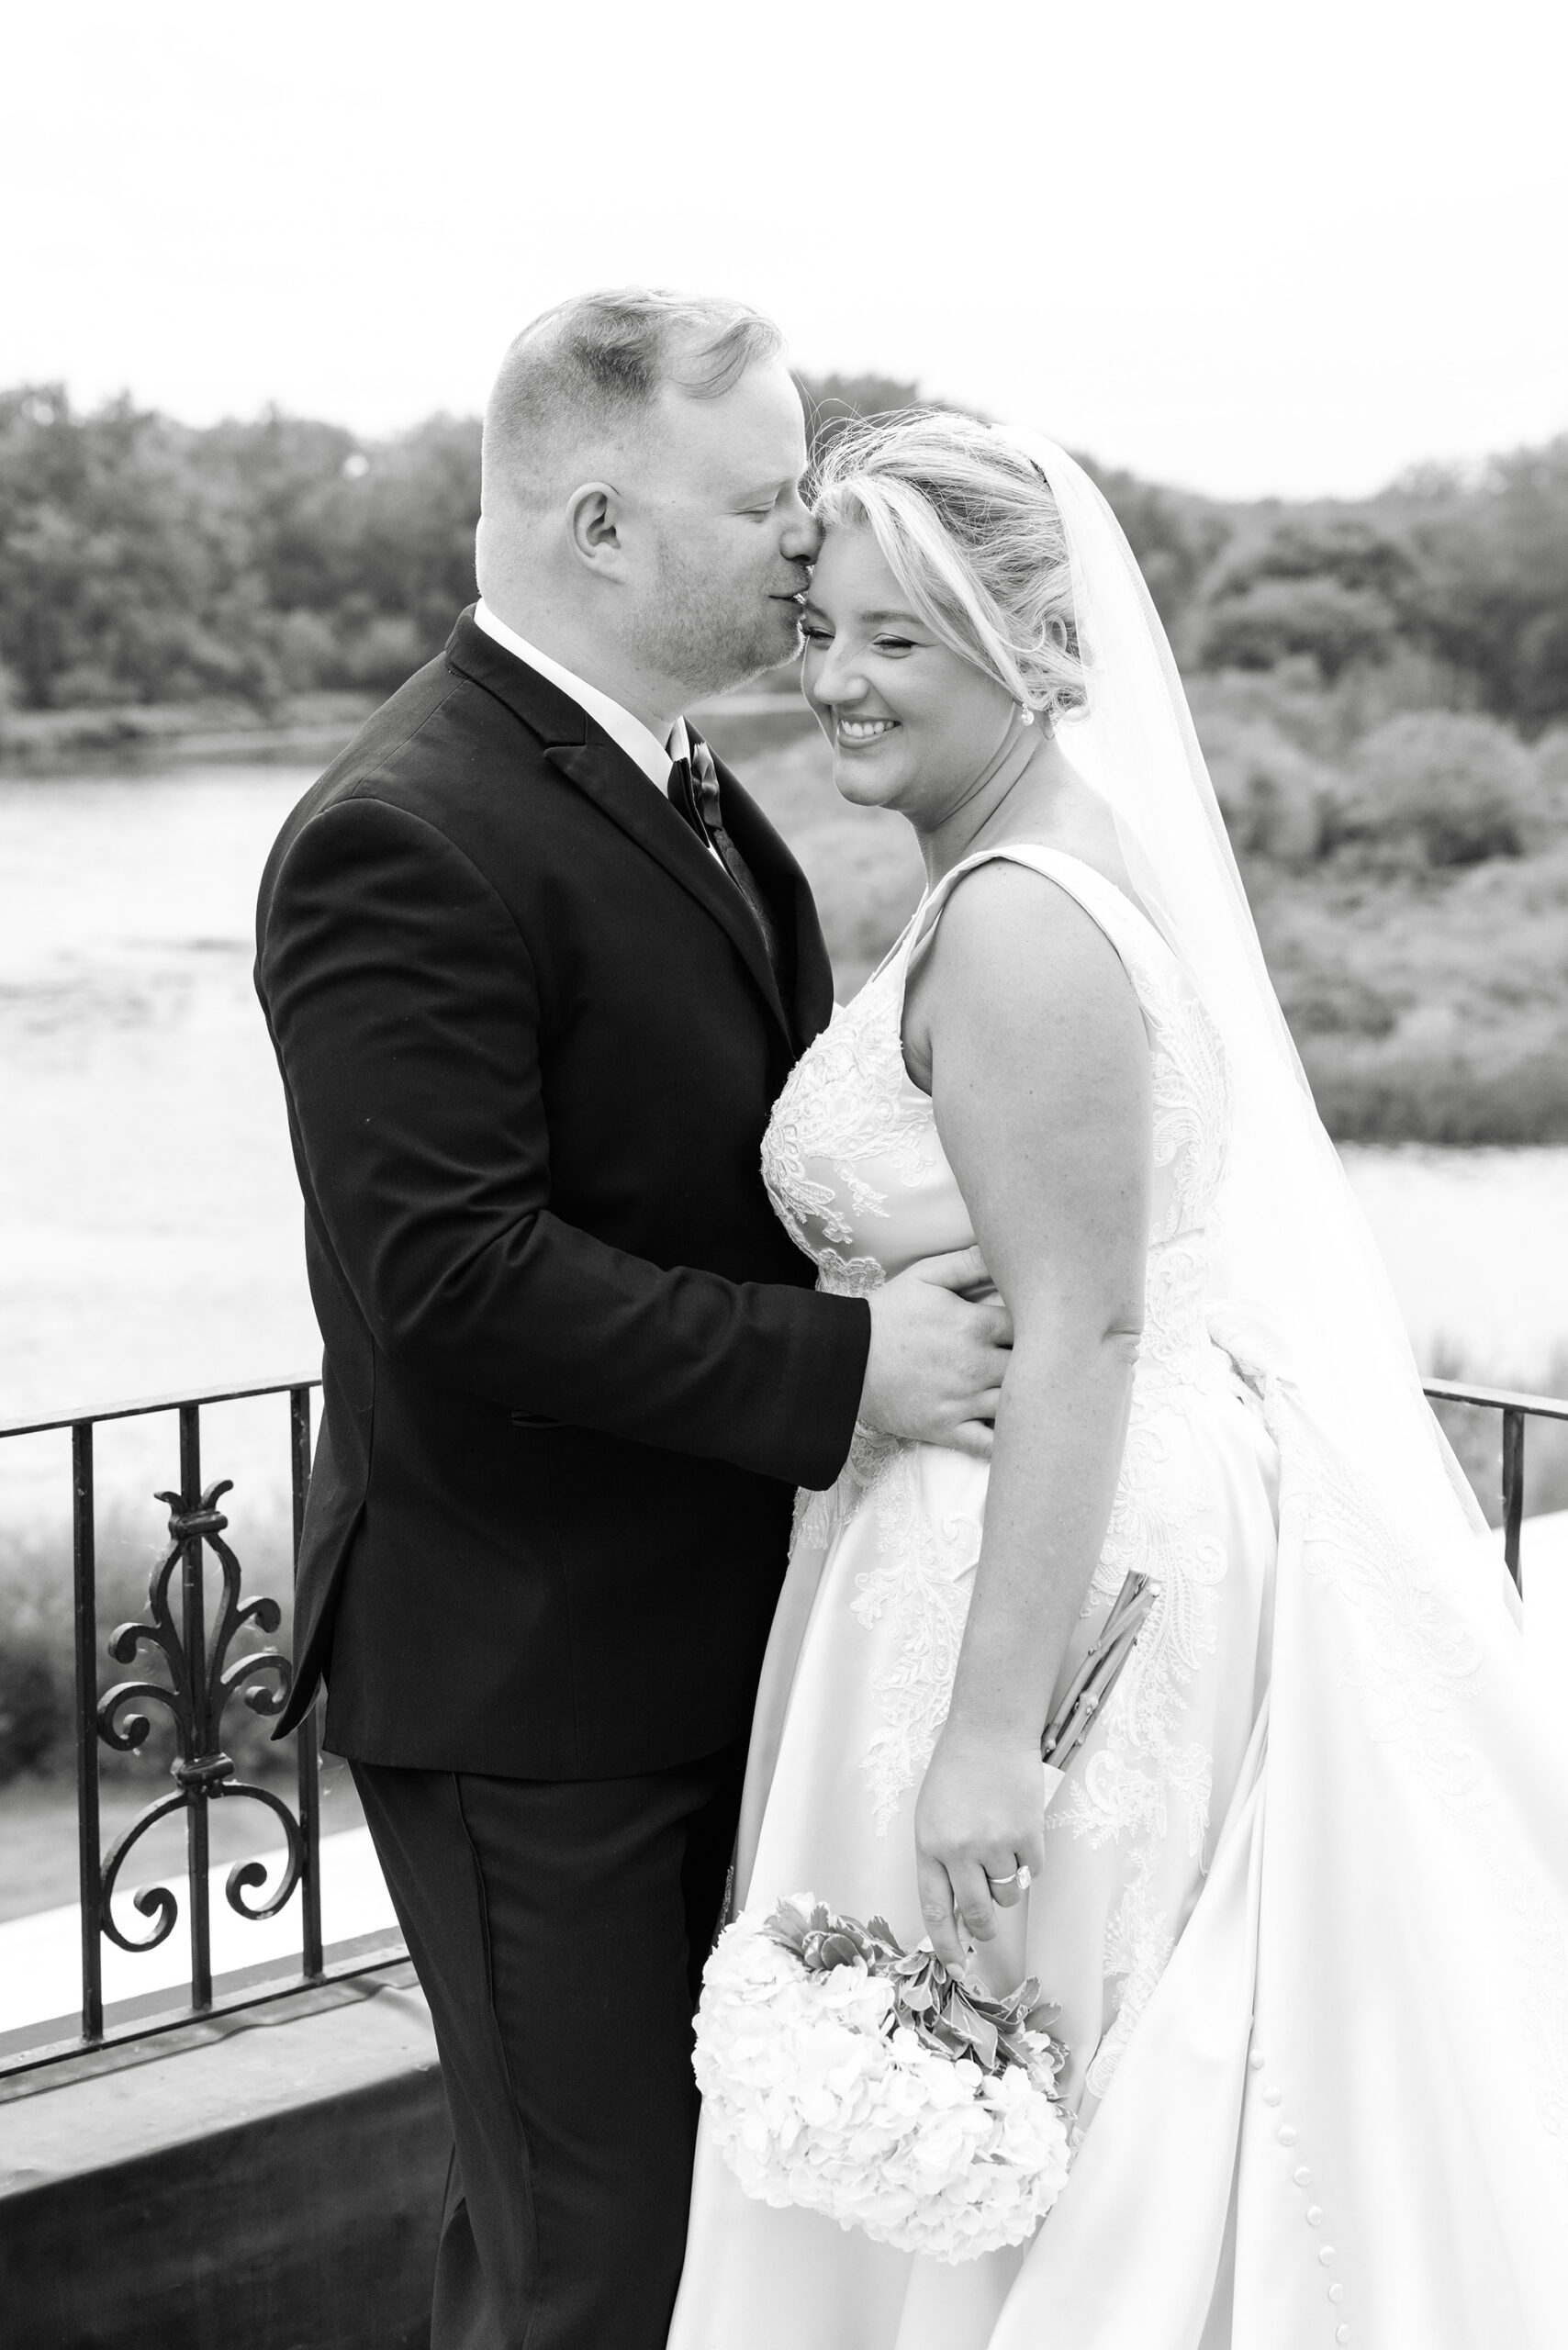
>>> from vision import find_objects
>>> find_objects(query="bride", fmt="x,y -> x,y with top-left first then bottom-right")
667,411 -> 1568,2347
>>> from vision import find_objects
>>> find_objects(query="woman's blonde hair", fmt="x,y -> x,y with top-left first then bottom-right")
811,409 -> 1089,722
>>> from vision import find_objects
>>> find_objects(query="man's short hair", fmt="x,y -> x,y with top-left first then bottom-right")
483,288 -> 785,504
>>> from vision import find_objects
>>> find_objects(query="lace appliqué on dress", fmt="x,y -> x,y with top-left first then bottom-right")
791,1414 -> 900,1557
1085,1847 -> 1177,2100
788,1247 -> 894,1558
848,1446 -> 985,1836
1148,989 -> 1231,1247
762,962 -> 939,1258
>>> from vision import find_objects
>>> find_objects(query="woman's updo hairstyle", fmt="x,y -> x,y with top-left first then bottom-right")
811,409 -> 1089,724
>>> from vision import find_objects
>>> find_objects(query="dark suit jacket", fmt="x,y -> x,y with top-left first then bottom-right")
254,610 -> 869,1778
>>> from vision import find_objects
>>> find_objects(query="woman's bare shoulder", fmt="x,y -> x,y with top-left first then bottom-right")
928,853 -> 1129,991
902,849 -> 1145,1096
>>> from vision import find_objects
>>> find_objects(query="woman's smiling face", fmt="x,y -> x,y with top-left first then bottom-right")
800,525 -> 1020,822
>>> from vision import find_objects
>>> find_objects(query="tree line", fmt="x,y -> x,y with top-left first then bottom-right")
1,374 -> 1564,735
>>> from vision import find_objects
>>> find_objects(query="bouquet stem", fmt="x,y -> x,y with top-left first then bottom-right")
1040,1571 -> 1153,1775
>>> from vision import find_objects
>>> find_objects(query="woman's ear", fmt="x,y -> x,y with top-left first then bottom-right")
564,481 -> 623,573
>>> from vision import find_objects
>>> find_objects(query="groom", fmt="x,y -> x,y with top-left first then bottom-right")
255,289 -> 1007,2350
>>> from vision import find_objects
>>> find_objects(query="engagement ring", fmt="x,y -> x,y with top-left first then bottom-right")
987,1864 -> 1032,1895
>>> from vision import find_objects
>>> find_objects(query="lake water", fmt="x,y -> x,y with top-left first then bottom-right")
3,766 -> 1566,1535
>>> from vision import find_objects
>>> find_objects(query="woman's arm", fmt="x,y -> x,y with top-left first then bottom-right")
908,859 -> 1152,1969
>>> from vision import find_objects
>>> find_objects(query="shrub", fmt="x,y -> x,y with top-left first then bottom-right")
1199,711 -> 1332,864
1332,711 -> 1541,867
1210,513 -> 1416,603
1200,576 -> 1399,682
271,608 -> 342,694
1278,967 -> 1398,1040
1305,1034 -> 1568,1144
1395,435 -> 1568,729
1189,666 -> 1348,763
336,612 -> 428,693
1533,727 -> 1568,830
1190,655 -> 1473,772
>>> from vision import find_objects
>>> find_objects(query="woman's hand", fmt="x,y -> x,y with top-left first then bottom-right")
914,1718 -> 1047,1972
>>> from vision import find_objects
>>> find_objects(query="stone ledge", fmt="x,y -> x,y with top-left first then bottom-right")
0,1964 -> 446,2350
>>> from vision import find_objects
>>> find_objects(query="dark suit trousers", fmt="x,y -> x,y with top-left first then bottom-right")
351,1743 -> 746,2350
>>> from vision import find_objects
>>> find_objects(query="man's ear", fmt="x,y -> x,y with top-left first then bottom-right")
564,482 -> 624,574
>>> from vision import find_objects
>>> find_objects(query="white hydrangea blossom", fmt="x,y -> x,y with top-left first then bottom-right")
693,1904 -> 1073,2264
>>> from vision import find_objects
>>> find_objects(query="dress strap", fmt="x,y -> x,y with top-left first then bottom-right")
904,843 -> 1178,999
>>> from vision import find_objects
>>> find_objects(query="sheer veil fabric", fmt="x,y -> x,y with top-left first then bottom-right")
976,434 -> 1568,2344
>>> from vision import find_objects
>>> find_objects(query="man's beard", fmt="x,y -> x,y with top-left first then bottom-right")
632,531 -> 801,700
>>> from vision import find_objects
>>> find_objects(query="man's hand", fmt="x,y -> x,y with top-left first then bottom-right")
858,1247 -> 1011,1460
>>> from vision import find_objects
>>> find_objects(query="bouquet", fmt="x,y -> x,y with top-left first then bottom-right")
693,1569 -> 1154,2261
694,1897 -> 1071,2261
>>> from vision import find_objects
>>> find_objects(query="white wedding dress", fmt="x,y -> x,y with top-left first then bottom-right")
668,841 -> 1568,2350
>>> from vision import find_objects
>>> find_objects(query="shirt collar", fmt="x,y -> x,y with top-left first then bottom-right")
473,600 -> 687,789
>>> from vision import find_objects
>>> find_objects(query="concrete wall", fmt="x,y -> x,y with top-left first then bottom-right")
0,1963 -> 447,2350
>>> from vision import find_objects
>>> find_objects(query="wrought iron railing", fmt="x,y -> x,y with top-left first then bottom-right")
0,1378 -> 405,2087
1421,1377 -> 1568,1594
0,1368 -> 1562,2087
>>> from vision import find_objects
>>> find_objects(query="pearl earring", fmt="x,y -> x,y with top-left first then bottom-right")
1018,705 -> 1036,727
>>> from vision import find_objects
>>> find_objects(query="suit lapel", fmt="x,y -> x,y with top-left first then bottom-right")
702,740 -> 837,1049
445,610 -> 793,1045
543,739 -> 790,1041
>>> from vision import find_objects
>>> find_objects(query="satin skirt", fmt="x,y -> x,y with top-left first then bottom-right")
668,1371 -> 1281,2350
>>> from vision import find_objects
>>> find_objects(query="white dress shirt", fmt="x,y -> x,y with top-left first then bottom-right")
474,599 -> 690,788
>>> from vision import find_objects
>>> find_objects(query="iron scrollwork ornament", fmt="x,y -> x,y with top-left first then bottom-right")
95,1481 -> 301,1953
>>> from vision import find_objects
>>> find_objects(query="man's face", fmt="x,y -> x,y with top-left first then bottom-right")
621,356 -> 821,699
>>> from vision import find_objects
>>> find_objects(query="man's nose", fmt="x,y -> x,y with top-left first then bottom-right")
780,499 -> 823,564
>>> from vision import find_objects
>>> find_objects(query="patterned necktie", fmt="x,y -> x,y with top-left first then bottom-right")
667,734 -> 783,990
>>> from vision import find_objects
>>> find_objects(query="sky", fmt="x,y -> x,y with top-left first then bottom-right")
4,0 -> 1564,500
